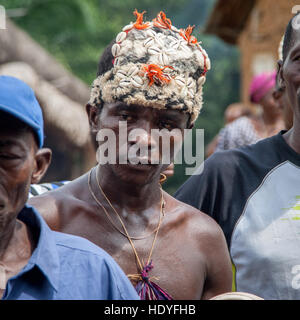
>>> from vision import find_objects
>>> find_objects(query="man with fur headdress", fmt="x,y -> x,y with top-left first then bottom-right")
29,10 -> 232,300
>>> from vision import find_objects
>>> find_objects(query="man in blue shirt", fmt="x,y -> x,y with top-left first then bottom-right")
0,75 -> 139,300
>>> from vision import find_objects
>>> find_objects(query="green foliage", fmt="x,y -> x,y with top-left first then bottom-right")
2,0 -> 240,193
2,0 -> 189,83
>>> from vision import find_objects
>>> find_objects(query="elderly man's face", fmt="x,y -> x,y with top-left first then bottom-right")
0,115 -> 39,235
88,102 -> 190,184
281,23 -> 300,119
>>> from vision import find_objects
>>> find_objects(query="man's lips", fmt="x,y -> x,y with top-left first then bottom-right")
118,153 -> 161,164
125,162 -> 158,171
118,156 -> 160,171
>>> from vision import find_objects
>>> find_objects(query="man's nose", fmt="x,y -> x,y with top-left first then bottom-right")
128,121 -> 158,152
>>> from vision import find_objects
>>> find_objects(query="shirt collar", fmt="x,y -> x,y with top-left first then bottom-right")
18,205 -> 60,291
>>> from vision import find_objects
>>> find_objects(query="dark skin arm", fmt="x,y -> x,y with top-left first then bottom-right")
180,204 -> 232,299
200,221 -> 232,299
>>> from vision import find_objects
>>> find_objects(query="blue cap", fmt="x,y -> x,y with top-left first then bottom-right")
0,76 -> 44,148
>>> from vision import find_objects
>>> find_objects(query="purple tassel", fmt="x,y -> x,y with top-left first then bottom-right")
135,261 -> 173,300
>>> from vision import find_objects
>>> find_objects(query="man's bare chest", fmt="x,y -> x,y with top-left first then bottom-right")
59,207 -> 207,299
100,233 -> 206,299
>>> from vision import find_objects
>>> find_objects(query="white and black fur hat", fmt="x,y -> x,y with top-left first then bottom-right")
89,10 -> 211,124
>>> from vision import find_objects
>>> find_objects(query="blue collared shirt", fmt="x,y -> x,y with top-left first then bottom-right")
1,205 -> 139,300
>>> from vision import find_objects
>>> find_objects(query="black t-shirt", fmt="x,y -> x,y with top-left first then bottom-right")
175,132 -> 300,299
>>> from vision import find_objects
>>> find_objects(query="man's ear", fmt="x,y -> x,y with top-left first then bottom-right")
86,103 -> 100,134
272,88 -> 283,101
31,148 -> 52,184
277,59 -> 285,90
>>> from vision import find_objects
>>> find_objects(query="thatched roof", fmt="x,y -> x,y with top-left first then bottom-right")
0,18 -> 92,147
204,0 -> 256,44
0,62 -> 90,147
0,19 -> 90,104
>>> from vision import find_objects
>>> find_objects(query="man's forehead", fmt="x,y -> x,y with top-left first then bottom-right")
288,15 -> 300,54
106,102 -> 140,111
0,136 -> 25,149
0,129 -> 35,150
105,101 -> 185,118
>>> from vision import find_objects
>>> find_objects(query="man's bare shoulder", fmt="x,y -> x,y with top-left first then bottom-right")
167,192 -> 224,239
28,174 -> 88,230
168,191 -> 222,233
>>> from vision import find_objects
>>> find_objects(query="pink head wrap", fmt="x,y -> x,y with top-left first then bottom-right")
249,71 -> 276,103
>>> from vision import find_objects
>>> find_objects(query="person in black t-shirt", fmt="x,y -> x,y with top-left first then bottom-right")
175,12 -> 300,300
